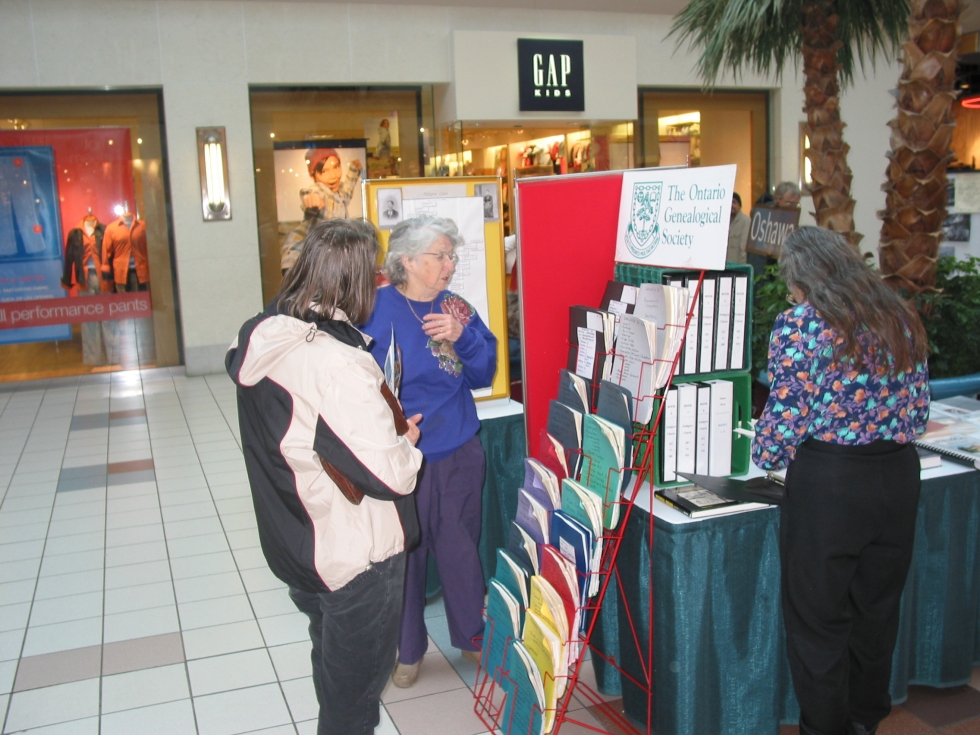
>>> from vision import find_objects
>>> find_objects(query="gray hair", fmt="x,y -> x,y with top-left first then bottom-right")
773,181 -> 800,200
383,215 -> 464,286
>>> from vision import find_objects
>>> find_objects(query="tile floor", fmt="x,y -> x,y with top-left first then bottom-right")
0,368 -> 977,735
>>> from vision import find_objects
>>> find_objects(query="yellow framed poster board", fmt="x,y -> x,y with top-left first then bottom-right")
363,176 -> 510,402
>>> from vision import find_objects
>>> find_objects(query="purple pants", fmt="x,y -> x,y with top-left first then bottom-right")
398,435 -> 486,665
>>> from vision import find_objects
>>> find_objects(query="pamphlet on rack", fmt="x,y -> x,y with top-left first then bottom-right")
615,164 -> 737,270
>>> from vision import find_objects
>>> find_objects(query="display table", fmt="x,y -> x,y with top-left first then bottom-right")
593,463 -> 980,735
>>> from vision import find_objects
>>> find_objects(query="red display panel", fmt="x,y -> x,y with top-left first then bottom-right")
516,171 -> 624,456
0,128 -> 135,248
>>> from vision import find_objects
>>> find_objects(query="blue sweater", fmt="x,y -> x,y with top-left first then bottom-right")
362,286 -> 498,461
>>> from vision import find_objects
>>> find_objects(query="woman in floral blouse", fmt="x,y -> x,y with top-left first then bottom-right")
753,227 -> 930,735
362,216 -> 497,689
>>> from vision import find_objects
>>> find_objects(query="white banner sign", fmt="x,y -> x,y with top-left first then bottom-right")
615,164 -> 736,270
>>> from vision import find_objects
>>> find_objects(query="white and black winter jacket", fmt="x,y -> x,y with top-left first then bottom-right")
226,300 -> 423,592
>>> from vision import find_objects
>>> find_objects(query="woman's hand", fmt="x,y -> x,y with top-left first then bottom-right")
406,414 -> 423,446
422,313 -> 463,343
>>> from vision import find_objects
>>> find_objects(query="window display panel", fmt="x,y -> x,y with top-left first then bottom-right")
250,86 -> 432,304
0,91 -> 180,382
429,122 -> 634,235
638,90 -> 769,208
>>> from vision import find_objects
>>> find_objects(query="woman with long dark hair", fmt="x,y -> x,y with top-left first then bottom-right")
228,219 -> 423,734
753,227 -> 930,735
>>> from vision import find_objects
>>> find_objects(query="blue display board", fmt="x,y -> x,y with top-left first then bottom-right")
0,145 -> 71,344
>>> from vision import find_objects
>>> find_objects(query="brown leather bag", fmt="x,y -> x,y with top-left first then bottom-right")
317,382 -> 410,505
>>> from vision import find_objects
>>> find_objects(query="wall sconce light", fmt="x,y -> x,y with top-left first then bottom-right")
196,127 -> 231,221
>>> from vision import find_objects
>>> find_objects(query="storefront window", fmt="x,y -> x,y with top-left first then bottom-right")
638,90 -> 769,208
0,91 -> 180,382
430,121 -> 634,234
249,86 -> 433,304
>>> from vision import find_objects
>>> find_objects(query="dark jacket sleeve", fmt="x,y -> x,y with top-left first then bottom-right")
61,229 -> 82,289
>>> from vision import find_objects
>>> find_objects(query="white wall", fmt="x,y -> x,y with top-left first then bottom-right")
0,0 -> 902,371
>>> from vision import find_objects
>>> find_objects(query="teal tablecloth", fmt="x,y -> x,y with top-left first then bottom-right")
425,409 -> 526,597
594,469 -> 980,735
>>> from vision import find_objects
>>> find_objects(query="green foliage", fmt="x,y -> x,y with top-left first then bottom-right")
913,256 -> 980,379
669,0 -> 909,87
751,264 -> 788,381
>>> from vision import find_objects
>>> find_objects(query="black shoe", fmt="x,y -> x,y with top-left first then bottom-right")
846,722 -> 879,735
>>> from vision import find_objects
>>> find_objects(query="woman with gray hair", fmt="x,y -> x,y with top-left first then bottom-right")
362,215 -> 498,688
753,227 -> 929,735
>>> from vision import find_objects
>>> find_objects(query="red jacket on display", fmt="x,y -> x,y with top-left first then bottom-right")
101,216 -> 149,286
62,219 -> 107,291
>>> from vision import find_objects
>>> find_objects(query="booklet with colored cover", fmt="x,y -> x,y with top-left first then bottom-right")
500,641 -> 545,735
482,578 -> 521,678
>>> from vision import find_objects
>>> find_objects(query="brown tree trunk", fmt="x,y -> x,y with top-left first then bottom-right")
802,0 -> 862,249
879,0 -> 959,296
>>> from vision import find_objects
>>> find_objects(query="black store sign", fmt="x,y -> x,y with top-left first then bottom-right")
517,38 -> 585,112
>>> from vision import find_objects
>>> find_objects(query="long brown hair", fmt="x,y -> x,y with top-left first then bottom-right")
278,219 -> 379,325
779,227 -> 928,374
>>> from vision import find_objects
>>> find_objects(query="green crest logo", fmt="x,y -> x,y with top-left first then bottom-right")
625,182 -> 662,258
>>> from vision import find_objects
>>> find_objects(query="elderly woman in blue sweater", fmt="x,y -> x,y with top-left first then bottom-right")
362,215 -> 498,688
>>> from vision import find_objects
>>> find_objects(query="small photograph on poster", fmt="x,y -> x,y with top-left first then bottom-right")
274,140 -> 365,272
365,114 -> 399,178
377,188 -> 403,230
942,213 -> 971,242
474,183 -> 500,222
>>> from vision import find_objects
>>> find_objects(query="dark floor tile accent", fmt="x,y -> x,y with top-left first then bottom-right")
69,413 -> 110,431
107,469 -> 156,486
108,459 -> 154,475
13,644 -> 101,692
110,415 -> 147,428
940,717 -> 980,733
109,409 -> 146,420
102,631 -> 185,676
57,464 -> 108,493
905,686 -> 980,729
879,706 -> 936,735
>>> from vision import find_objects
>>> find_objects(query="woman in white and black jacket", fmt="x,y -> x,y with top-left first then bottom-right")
227,218 -> 423,735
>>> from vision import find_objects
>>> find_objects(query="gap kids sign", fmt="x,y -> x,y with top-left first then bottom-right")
616,165 -> 737,270
517,39 -> 585,112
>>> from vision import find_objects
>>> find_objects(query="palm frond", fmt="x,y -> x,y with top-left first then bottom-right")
669,0 -> 910,88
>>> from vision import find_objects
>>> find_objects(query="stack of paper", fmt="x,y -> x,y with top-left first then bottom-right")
559,480 -> 603,599
496,548 -> 530,609
524,458 -> 561,511
500,641 -> 545,735
482,579 -> 522,679
632,283 -> 690,389
547,400 -> 583,479
567,306 -> 616,384
557,369 -> 592,415
580,414 -> 626,530
611,314 -> 659,424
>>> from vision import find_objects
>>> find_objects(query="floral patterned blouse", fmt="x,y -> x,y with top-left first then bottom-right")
752,303 -> 930,470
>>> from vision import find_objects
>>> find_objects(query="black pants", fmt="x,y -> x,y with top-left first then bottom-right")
289,552 -> 406,735
781,439 -> 920,735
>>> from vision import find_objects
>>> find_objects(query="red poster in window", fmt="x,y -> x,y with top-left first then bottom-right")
0,128 -> 135,245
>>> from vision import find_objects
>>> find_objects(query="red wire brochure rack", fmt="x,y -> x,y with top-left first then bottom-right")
472,270 -> 706,735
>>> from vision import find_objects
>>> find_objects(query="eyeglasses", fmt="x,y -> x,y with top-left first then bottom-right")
418,251 -> 459,266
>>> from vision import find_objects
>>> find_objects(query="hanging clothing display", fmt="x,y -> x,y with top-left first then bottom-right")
61,218 -> 111,366
101,215 -> 149,292
0,154 -> 46,256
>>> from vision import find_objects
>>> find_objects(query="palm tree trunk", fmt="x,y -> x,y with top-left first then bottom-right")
878,0 -> 959,296
802,0 -> 862,249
